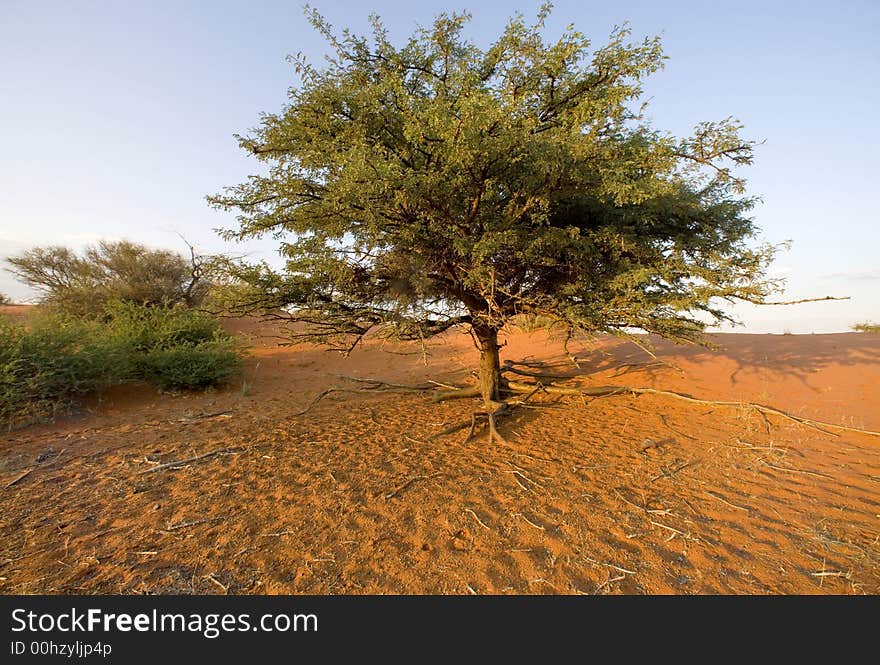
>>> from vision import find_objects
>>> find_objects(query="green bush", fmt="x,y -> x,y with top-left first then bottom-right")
0,303 -> 242,427
105,301 -> 241,390
104,300 -> 224,352
138,343 -> 240,390
852,321 -> 880,333
0,314 -> 129,426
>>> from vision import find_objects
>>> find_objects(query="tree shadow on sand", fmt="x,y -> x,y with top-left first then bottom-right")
520,332 -> 880,391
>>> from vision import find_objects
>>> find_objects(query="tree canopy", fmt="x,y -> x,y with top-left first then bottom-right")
6,240 -> 208,316
210,4 -> 780,406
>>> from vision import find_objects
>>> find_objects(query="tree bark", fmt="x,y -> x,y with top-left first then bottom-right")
473,324 -> 502,406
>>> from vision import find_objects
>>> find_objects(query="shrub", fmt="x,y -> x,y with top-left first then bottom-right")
0,303 -> 242,427
138,343 -> 240,390
852,322 -> 880,333
0,314 -> 129,426
105,301 -> 242,391
104,300 -> 223,352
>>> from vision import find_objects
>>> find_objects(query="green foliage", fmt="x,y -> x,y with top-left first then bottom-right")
0,304 -> 241,427
0,293 -> 10,305
137,344 -> 240,391
5,240 -> 210,317
852,322 -> 880,333
210,5 -> 781,355
0,314 -> 130,426
508,313 -> 564,334
105,301 -> 241,390
104,301 -> 224,353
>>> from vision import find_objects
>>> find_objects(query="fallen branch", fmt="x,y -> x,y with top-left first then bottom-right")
759,462 -> 835,480
332,375 -> 434,391
651,459 -> 701,482
704,490 -> 750,513
383,472 -> 442,500
137,446 -> 244,475
508,471 -> 532,492
613,488 -> 674,516
594,573 -> 626,595
432,386 -> 482,402
176,410 -> 233,423
516,513 -> 545,530
204,573 -> 229,593
464,508 -> 491,530
581,555 -> 637,576
649,520 -> 690,539
3,449 -> 68,489
165,515 -> 229,531
3,468 -> 35,489
292,388 -> 338,417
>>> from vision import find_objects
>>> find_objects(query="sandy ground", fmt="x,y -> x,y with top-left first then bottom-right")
1,314 -> 878,595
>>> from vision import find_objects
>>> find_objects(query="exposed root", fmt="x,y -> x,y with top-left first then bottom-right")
486,406 -> 509,446
464,412 -> 479,441
435,395 -> 531,445
457,407 -> 509,445
506,380 -> 629,397
432,386 -> 482,402
296,376 -> 448,416
312,368 -> 880,442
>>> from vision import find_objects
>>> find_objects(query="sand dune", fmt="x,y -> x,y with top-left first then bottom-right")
1,319 -> 878,594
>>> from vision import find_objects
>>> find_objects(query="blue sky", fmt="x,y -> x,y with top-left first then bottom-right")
1,0 -> 878,332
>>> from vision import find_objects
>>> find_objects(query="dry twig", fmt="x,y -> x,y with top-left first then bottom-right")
383,473 -> 442,500
136,447 -> 243,475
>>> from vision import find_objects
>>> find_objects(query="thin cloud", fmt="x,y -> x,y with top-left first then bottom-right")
819,269 -> 880,281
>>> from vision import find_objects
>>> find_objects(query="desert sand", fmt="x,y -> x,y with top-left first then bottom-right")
1,314 -> 878,594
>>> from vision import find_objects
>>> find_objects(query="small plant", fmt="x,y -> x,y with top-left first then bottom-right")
238,361 -> 261,398
852,321 -> 880,333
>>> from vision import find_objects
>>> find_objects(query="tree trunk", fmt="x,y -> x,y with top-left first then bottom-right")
473,324 -> 502,407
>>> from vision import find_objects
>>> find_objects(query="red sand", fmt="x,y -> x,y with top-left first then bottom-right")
1,315 -> 878,594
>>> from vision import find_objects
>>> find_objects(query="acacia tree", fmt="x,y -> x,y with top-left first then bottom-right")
6,240 -> 209,316
210,6 -> 784,430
